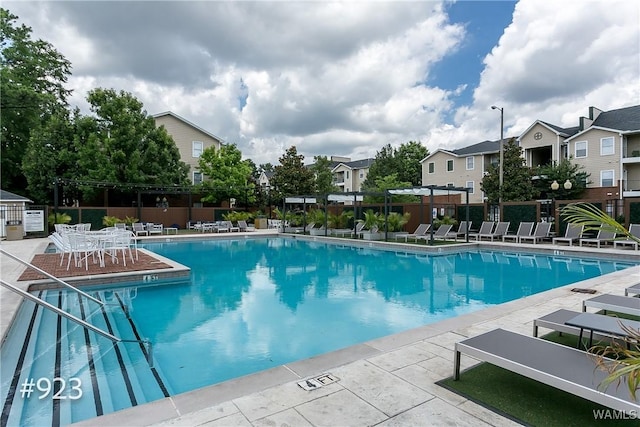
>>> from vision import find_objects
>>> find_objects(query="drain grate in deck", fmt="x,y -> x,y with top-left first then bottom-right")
570,288 -> 597,294
297,373 -> 339,391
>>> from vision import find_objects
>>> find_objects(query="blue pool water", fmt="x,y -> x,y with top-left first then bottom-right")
1,238 -> 637,426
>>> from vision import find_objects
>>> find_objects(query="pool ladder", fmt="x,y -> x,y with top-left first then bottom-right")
0,248 -> 153,366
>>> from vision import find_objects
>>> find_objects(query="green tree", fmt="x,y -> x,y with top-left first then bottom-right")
533,158 -> 590,200
22,110 -> 78,204
198,143 -> 255,205
76,88 -> 190,199
271,146 -> 316,197
312,155 -> 339,195
364,173 -> 418,203
1,8 -> 72,194
395,141 -> 428,185
481,138 -> 536,204
363,141 -> 428,191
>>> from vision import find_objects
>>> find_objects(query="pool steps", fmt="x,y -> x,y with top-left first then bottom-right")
0,290 -> 167,426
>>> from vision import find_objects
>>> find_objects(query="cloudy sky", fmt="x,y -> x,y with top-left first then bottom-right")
5,0 -> 640,166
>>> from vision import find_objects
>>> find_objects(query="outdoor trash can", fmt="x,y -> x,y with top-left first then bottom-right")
5,220 -> 24,241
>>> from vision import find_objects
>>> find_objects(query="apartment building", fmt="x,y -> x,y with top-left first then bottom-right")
152,112 -> 223,185
421,105 -> 640,204
421,140 -> 503,203
329,156 -> 374,193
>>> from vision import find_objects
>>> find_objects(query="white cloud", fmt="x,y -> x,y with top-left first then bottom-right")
4,0 -> 639,167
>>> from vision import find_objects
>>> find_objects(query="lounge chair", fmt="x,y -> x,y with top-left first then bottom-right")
613,224 -> 640,250
533,309 -> 628,345
579,226 -> 616,248
519,222 -> 552,244
468,221 -> 495,241
582,293 -> 640,316
132,222 -> 148,237
451,220 -> 471,241
477,221 -> 510,241
625,283 -> 640,297
502,222 -> 534,243
418,224 -> 453,241
148,223 -> 164,235
402,223 -> 431,242
453,328 -> 640,414
237,220 -> 255,232
552,224 -> 583,246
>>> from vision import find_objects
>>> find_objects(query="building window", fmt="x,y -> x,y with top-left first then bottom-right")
447,182 -> 454,187
575,141 -> 587,158
466,156 -> 474,170
428,162 -> 435,174
193,171 -> 203,185
192,141 -> 203,158
359,171 -> 364,179
466,181 -> 474,194
601,137 -> 614,156
601,170 -> 614,187
446,159 -> 454,172
346,171 -> 350,179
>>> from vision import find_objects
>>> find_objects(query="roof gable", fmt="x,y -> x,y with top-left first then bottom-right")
153,111 -> 225,143
0,190 -> 33,203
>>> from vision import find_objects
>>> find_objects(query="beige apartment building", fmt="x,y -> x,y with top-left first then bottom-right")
329,156 -> 374,193
421,105 -> 640,204
153,111 -> 223,185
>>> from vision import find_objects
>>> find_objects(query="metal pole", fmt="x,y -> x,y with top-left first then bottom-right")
491,105 -> 504,219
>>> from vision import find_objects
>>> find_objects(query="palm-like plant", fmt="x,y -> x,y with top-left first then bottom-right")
386,212 -> 411,232
561,202 -> 640,398
357,209 -> 381,231
328,210 -> 354,229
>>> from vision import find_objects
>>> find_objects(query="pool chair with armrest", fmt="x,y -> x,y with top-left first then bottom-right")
579,226 -> 616,248
237,220 -> 255,232
614,224 -> 640,250
519,222 -> 552,244
502,222 -> 534,243
625,283 -> 640,297
552,224 -> 584,246
451,220 -> 471,241
132,222 -> 148,237
147,223 -> 164,235
454,328 -> 640,415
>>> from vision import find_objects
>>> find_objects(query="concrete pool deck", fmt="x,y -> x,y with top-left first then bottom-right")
2,235 -> 640,426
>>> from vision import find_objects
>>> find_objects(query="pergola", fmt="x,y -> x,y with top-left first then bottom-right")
283,185 -> 471,245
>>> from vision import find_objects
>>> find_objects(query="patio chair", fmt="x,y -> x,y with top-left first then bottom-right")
402,223 -> 431,242
103,230 -> 136,266
613,223 -> 640,250
552,223 -> 584,246
519,222 -> 552,244
579,226 -> 616,248
148,223 -> 164,235
468,221 -> 495,241
237,220 -> 255,232
502,222 -> 534,243
477,221 -> 510,241
454,328 -> 640,414
132,222 -> 148,237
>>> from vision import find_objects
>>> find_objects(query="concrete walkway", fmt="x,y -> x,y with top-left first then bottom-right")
2,237 -> 639,426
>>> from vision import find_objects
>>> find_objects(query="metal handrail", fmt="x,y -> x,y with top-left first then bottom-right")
0,248 -> 103,306
0,279 -> 153,366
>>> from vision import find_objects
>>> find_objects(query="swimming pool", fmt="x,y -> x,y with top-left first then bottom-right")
1,237 -> 637,426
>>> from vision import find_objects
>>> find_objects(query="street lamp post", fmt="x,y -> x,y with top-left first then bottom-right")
550,179 -> 572,224
491,106 -> 504,210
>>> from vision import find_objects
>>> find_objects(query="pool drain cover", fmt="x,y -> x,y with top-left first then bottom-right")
297,373 -> 339,391
570,288 -> 597,294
